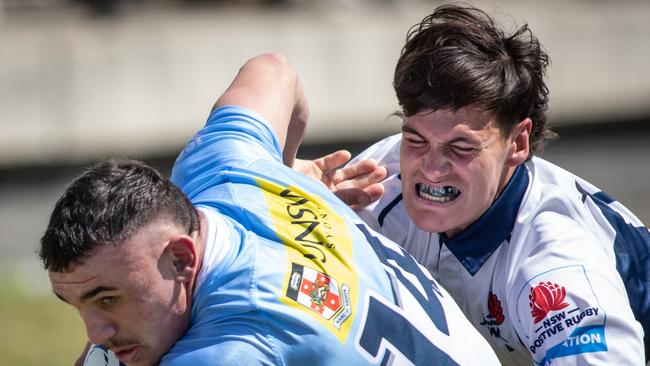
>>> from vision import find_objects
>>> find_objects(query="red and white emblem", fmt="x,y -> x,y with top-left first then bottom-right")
487,292 -> 505,325
287,264 -> 341,319
528,281 -> 569,323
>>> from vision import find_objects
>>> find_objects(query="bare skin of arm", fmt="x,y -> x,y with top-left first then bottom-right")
214,53 -> 308,167
215,53 -> 387,207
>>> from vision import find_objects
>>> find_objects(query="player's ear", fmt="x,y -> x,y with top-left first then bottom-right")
506,118 -> 531,166
167,236 -> 198,282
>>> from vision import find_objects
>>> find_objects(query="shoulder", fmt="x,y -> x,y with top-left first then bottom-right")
513,193 -> 614,282
350,134 -> 402,176
518,158 -> 608,243
518,157 -> 647,254
179,105 -> 282,164
171,106 -> 287,198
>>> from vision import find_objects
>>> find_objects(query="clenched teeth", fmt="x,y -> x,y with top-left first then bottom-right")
416,183 -> 460,202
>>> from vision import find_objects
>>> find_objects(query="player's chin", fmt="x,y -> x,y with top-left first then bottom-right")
122,346 -> 166,366
411,212 -> 451,233
407,195 -> 467,231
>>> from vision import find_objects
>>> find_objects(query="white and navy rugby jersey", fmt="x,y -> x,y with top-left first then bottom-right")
156,107 -> 499,365
353,134 -> 649,365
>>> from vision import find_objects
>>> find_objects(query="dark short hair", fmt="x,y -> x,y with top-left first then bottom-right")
40,159 -> 199,272
394,4 -> 557,155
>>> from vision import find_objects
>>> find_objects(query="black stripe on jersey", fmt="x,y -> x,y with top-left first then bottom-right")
378,174 -> 402,228
378,193 -> 403,228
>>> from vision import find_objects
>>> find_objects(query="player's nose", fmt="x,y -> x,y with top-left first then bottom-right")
80,308 -> 118,345
420,148 -> 451,180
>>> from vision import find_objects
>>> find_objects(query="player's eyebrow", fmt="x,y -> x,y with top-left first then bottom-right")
52,285 -> 117,305
401,124 -> 480,145
400,124 -> 419,134
79,286 -> 118,303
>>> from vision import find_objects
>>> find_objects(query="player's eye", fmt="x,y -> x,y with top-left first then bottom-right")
450,144 -> 479,155
99,296 -> 119,307
403,134 -> 426,146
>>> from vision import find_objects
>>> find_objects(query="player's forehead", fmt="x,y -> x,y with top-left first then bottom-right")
49,238 -> 153,292
403,106 -> 498,136
49,245 -> 125,297
58,219 -> 171,275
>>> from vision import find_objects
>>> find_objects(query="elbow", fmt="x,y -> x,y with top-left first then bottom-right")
252,52 -> 290,66
246,52 -> 296,82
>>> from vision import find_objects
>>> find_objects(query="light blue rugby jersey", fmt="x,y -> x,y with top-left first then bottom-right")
159,106 -> 499,365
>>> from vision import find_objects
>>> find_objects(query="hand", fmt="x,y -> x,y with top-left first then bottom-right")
293,150 -> 387,209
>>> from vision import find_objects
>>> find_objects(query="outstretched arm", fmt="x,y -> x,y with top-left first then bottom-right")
213,53 -> 308,167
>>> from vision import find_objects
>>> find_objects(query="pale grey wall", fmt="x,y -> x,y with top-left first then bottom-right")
1,0 -> 649,167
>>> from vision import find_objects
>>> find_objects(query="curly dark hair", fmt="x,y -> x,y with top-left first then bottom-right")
40,158 -> 199,272
394,3 -> 557,156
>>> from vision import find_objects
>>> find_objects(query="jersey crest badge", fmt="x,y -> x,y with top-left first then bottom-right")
487,292 -> 505,325
286,263 -> 341,319
480,291 -> 514,351
529,281 -> 569,323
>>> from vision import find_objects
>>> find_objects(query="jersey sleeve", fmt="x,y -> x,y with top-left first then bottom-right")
511,211 -> 645,365
170,105 -> 283,198
160,330 -> 279,366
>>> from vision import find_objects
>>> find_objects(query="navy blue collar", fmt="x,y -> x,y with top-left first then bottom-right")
441,164 -> 529,275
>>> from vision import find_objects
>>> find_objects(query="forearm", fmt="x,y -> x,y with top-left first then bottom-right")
283,78 -> 308,167
213,53 -> 308,166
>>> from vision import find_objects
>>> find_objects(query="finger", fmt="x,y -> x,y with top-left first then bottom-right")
334,183 -> 384,209
313,150 -> 352,173
362,182 -> 385,204
350,183 -> 385,209
335,165 -> 387,190
332,159 -> 382,184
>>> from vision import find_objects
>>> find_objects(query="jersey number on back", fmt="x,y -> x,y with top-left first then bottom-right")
355,224 -> 459,365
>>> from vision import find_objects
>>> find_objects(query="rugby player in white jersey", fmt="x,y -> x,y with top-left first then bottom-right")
298,4 -> 650,365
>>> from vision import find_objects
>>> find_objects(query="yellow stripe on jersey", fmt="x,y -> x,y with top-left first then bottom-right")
256,178 -> 357,342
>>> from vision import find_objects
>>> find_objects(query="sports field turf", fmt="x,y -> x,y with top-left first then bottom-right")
0,273 -> 86,365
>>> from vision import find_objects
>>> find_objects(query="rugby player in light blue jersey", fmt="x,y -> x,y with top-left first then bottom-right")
40,53 -> 499,366
300,4 -> 649,365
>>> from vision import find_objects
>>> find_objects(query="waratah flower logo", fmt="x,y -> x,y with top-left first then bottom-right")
487,292 -> 505,325
529,281 -> 569,323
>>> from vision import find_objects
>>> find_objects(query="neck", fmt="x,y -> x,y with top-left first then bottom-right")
496,165 -> 517,200
186,211 -> 208,305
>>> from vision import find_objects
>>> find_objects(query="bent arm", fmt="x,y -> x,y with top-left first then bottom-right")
214,53 -> 308,167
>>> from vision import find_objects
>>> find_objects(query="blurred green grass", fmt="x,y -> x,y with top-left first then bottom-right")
0,272 -> 86,365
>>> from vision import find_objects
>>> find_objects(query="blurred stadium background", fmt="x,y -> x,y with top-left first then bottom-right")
0,0 -> 648,364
